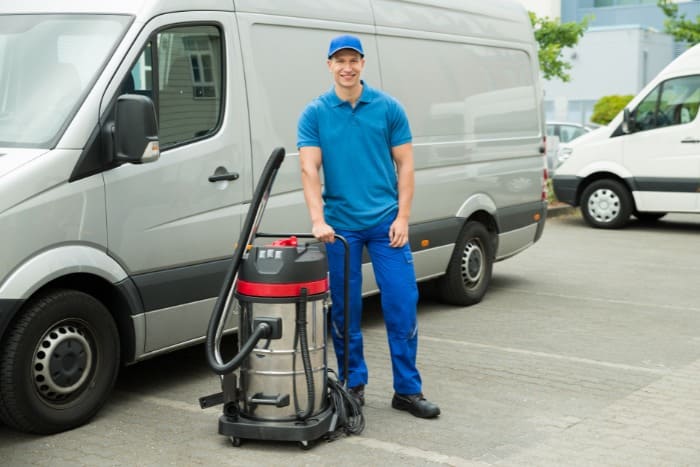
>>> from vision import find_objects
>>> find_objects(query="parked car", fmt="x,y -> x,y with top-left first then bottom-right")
546,121 -> 592,144
545,122 -> 594,174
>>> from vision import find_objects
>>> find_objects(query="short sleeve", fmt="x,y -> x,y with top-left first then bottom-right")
297,102 -> 321,149
389,99 -> 412,148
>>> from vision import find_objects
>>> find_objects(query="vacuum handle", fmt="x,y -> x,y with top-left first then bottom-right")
249,393 -> 291,408
334,234 -> 350,390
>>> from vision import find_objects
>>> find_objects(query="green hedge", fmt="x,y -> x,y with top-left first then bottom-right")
591,94 -> 634,125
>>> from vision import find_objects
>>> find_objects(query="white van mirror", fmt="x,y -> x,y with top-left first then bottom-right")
114,94 -> 160,164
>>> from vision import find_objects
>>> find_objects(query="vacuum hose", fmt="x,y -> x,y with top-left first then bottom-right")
205,147 -> 286,375
295,289 -> 315,420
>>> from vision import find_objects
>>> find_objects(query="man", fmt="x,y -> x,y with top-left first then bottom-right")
297,34 -> 439,418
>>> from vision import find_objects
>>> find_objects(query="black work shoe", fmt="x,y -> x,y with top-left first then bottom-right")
348,385 -> 365,406
392,393 -> 440,418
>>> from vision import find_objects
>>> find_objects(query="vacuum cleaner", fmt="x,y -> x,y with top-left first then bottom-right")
199,147 -> 363,449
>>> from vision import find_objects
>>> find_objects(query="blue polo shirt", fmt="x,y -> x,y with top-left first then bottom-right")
297,82 -> 412,230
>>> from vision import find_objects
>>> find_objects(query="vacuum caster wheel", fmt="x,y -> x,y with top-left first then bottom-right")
298,440 -> 314,450
230,436 -> 242,447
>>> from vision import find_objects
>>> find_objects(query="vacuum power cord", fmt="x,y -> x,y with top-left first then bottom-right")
326,370 -> 365,439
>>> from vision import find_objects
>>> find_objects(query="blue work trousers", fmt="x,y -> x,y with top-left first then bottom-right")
326,217 -> 422,395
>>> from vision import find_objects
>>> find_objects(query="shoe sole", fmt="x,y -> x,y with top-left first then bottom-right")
391,399 -> 440,418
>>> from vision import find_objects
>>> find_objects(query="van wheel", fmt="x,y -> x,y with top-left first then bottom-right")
0,289 -> 119,434
580,179 -> 632,229
437,221 -> 493,306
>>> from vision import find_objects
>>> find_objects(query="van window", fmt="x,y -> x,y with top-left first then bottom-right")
124,24 -> 223,149
0,14 -> 130,148
633,75 -> 700,132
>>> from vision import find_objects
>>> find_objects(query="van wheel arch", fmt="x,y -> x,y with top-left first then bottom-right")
33,273 -> 137,363
576,173 -> 634,206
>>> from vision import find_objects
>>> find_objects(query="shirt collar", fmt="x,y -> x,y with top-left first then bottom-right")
326,80 -> 374,107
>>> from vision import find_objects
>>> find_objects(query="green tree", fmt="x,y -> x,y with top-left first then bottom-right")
529,12 -> 590,82
590,94 -> 634,125
658,0 -> 700,45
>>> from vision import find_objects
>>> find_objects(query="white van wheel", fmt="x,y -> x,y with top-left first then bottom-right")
437,221 -> 493,306
580,179 -> 632,229
0,289 -> 119,434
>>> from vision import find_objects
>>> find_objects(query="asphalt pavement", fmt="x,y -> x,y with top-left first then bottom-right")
1,210 -> 699,466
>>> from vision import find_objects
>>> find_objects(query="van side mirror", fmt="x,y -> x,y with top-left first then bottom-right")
622,108 -> 633,134
114,94 -> 160,164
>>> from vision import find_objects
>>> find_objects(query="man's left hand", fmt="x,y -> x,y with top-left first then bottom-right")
389,217 -> 409,248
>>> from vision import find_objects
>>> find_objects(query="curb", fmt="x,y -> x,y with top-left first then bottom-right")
547,204 -> 578,218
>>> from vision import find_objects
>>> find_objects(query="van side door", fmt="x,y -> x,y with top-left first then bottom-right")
103,13 -> 251,354
623,75 -> 700,212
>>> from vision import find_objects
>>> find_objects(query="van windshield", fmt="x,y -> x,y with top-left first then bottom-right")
0,14 -> 131,148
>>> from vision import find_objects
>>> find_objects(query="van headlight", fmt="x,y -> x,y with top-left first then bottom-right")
557,146 -> 573,164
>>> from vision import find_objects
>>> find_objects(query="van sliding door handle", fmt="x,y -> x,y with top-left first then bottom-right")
680,137 -> 700,144
208,171 -> 240,182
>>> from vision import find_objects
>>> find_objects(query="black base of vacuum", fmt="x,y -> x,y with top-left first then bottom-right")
218,405 -> 336,447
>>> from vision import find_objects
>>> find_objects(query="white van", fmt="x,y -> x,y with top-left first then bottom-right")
0,0 -> 546,433
553,44 -> 700,228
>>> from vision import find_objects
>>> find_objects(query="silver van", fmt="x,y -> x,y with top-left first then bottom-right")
0,0 -> 546,433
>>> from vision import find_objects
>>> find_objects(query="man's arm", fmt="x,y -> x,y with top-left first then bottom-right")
299,146 -> 335,243
389,142 -> 415,248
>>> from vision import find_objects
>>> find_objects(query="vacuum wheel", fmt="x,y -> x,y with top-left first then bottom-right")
230,436 -> 242,447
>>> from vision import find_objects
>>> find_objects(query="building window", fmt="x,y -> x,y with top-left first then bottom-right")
594,0 -> 658,6
183,36 -> 217,99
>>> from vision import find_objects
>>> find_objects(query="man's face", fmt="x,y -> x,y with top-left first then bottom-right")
328,49 -> 365,89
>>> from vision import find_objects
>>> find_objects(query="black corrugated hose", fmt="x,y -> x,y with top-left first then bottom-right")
294,289 -> 315,420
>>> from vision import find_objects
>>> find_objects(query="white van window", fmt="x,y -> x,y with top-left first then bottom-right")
125,25 -> 223,149
0,14 -> 130,148
633,75 -> 700,132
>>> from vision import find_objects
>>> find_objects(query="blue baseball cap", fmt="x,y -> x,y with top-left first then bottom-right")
327,34 -> 364,59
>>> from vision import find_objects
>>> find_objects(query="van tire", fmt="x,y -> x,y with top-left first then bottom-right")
0,289 -> 120,434
437,221 -> 493,306
580,179 -> 632,229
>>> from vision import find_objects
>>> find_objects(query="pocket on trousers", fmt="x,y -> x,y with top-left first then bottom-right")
403,250 -> 414,264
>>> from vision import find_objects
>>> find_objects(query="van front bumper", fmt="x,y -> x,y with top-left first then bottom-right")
552,176 -> 580,206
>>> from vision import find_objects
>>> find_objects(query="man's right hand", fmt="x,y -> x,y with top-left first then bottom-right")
312,221 -> 336,243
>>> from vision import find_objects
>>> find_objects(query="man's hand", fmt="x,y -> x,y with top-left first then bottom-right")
389,217 -> 409,248
312,221 -> 336,243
